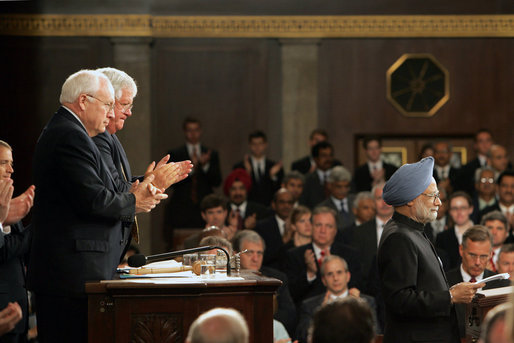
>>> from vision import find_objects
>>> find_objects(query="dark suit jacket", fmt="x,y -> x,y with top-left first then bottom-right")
299,171 -> 326,209
433,166 -> 461,192
167,144 -> 221,229
233,158 -> 283,206
284,242 -> 362,304
378,212 -> 460,343
254,215 -> 286,270
260,266 -> 297,337
232,200 -> 272,223
479,203 -> 501,224
291,156 -> 342,175
296,292 -> 377,343
316,196 -> 355,232
435,227 -> 462,271
350,218 -> 379,289
446,267 -> 511,338
28,107 -> 135,297
459,158 -> 482,196
0,222 -> 31,335
93,132 -> 136,192
353,162 -> 397,192
471,196 -> 497,225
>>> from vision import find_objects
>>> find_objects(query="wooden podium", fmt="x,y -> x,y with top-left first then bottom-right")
85,271 -> 281,343
465,286 -> 513,343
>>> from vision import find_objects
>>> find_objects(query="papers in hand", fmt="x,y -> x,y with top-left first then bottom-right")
475,273 -> 510,284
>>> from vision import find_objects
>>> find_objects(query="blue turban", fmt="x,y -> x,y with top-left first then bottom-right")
383,156 -> 435,206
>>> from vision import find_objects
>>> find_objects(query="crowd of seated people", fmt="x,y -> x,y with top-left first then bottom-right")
167,126 -> 514,341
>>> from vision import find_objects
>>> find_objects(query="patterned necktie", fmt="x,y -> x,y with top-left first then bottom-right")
489,251 -> 497,273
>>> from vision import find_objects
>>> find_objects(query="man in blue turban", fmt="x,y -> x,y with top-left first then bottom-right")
377,157 -> 485,343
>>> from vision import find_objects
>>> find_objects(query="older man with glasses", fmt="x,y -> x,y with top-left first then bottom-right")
377,156 -> 484,343
28,69 -> 173,343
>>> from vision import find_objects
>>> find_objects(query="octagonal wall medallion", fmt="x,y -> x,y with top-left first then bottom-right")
386,53 -> 449,117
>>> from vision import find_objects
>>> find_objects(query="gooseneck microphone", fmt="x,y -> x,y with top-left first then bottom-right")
128,245 -> 231,276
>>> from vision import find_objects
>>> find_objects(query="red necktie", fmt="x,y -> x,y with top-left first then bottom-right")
470,277 -> 477,283
489,252 -> 497,273
236,208 -> 243,231
318,250 -> 325,265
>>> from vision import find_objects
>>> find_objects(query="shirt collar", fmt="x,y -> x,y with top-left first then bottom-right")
460,264 -> 484,282
312,242 -> 330,260
329,290 -> 349,301
231,201 -> 247,215
392,212 -> 425,232
275,215 -> 285,236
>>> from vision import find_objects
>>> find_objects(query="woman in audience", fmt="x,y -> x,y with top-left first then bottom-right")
283,206 -> 312,251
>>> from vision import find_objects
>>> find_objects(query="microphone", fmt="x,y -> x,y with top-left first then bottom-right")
128,245 -> 231,276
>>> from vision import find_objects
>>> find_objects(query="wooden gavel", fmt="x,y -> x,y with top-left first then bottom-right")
129,261 -> 210,275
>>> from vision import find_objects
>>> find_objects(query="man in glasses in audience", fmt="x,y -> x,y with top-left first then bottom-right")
445,225 -> 510,339
378,156 -> 484,343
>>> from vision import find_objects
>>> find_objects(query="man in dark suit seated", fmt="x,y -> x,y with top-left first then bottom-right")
497,243 -> 514,281
166,117 -> 222,236
470,167 -> 498,223
299,142 -> 336,209
480,170 -> 514,227
459,129 -> 494,196
482,211 -> 510,272
445,225 -> 510,339
284,206 -> 362,306
27,70 -> 171,342
353,136 -> 397,193
296,255 -> 377,343
316,166 -> 356,235
291,129 -> 341,175
254,189 -> 295,270
223,168 -> 271,231
0,140 -> 35,343
233,130 -> 283,206
232,230 -> 296,337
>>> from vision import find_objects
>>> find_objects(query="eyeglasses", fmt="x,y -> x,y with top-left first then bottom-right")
466,252 -> 489,262
480,177 -> 495,184
86,94 -> 115,112
421,192 -> 440,203
117,101 -> 133,113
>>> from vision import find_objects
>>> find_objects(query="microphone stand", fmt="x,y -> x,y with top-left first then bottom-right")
128,245 -> 231,276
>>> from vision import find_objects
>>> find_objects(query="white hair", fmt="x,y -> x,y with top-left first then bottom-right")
96,67 -> 137,100
59,69 -> 114,104
187,308 -> 249,343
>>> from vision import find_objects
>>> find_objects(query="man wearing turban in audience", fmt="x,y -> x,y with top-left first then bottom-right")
224,168 -> 270,231
377,156 -> 485,343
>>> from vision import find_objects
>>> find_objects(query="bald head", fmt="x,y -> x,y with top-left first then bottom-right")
186,308 -> 249,343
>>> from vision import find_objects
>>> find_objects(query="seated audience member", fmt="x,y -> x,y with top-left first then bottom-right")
353,136 -> 397,192
232,230 -> 296,337
309,297 -> 375,343
481,211 -> 510,272
299,141 -> 336,209
316,166 -> 355,232
183,194 -> 237,248
432,140 -> 460,195
199,235 -> 233,256
284,206 -> 361,305
186,307 -> 248,343
224,168 -> 270,231
296,256 -> 377,343
425,188 -> 449,243
471,167 -> 498,223
487,144 -> 510,180
281,171 -> 304,207
167,116 -> 222,230
418,143 -> 434,160
480,170 -> 514,228
283,206 -> 312,251
0,303 -> 22,337
436,191 -> 475,270
497,243 -> 514,281
291,129 -> 341,175
446,225 -> 510,339
0,140 -> 35,342
341,191 -> 376,244
459,129 -> 494,196
479,302 -> 511,343
233,130 -> 283,206
254,189 -> 295,269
